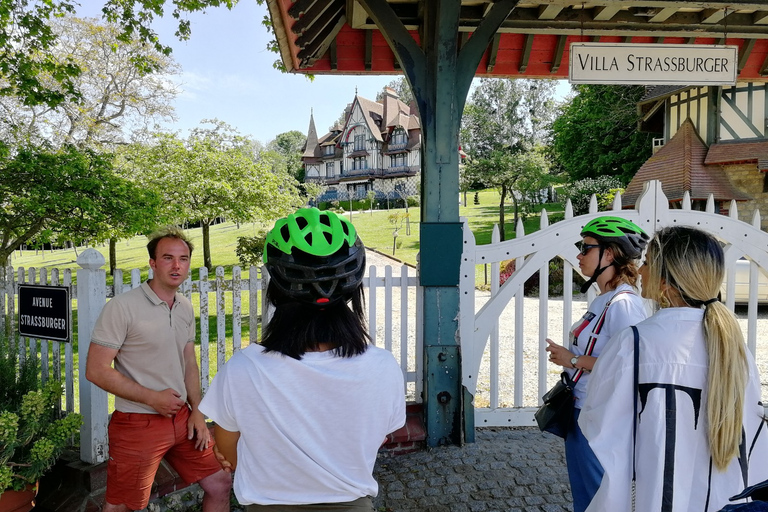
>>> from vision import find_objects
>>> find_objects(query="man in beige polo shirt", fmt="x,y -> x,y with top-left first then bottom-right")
85,227 -> 231,512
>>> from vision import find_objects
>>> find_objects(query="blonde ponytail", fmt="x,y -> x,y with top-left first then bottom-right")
703,301 -> 747,470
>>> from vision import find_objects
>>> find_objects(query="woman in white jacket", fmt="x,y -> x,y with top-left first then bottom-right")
580,226 -> 768,512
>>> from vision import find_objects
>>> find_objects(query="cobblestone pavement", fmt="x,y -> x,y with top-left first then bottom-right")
371,427 -> 572,512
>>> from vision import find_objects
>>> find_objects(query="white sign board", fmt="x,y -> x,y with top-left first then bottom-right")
569,43 -> 738,86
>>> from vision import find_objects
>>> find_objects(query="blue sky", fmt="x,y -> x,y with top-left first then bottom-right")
80,1 -> 571,144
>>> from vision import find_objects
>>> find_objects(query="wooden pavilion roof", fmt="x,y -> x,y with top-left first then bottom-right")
266,1 -> 768,80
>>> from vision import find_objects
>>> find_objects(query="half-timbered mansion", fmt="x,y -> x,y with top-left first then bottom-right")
624,82 -> 768,229
302,87 -> 420,204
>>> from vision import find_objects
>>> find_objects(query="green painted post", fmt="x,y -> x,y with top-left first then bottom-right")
358,0 -> 519,446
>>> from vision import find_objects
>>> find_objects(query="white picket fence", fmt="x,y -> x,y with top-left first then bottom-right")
0,261 -> 422,419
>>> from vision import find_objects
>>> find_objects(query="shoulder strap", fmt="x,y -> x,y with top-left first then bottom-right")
631,325 -> 640,508
571,290 -> 637,383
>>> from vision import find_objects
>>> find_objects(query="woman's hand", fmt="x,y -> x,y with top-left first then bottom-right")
545,338 -> 575,368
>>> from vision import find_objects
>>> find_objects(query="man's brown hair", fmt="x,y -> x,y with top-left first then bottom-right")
146,226 -> 194,260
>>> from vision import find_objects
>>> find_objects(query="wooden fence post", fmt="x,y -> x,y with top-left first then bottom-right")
77,248 -> 108,464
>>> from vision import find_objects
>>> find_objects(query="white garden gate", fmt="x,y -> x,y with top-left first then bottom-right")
460,180 -> 768,427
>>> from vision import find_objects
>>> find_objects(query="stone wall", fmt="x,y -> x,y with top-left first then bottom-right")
724,163 -> 768,230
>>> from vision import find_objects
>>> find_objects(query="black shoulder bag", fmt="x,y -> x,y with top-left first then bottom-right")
535,291 -> 634,439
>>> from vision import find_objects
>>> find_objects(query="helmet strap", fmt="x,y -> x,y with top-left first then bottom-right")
580,247 -> 614,293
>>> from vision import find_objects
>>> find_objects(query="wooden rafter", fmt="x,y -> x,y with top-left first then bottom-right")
486,33 -> 501,73
550,35 -> 566,73
519,33 -> 534,73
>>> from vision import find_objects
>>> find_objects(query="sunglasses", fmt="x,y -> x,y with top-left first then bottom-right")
575,241 -> 601,256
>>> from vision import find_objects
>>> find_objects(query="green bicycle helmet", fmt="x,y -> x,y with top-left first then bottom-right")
580,216 -> 649,260
264,208 -> 366,306
578,216 -> 648,293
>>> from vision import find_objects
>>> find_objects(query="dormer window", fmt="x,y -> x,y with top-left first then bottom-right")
391,128 -> 407,145
323,145 -> 334,156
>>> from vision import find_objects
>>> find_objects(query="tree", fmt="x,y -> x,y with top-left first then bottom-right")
267,130 -> 305,180
550,84 -> 655,184
0,16 -> 179,149
376,77 -> 414,106
464,149 -> 552,241
461,78 -> 558,239
130,120 -> 302,270
0,0 -> 232,108
303,182 -> 323,207
461,78 -> 558,160
0,144 -> 162,266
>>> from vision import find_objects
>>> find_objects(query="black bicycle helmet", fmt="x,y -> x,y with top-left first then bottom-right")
580,216 -> 649,260
264,207 -> 366,306
578,216 -> 648,293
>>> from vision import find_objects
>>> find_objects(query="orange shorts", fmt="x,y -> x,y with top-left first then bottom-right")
105,406 -> 221,510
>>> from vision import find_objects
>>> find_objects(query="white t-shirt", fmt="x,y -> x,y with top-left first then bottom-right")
580,307 -> 768,512
567,283 -> 647,407
199,343 -> 406,506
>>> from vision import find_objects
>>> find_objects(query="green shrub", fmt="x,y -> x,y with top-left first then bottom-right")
0,334 -> 82,493
235,231 -> 268,268
562,177 -> 624,215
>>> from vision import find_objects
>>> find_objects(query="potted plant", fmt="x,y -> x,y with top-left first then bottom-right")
0,335 -> 82,512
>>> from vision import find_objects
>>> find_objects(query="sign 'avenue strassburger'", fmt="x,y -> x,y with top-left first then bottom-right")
569,43 -> 738,86
18,284 -> 71,342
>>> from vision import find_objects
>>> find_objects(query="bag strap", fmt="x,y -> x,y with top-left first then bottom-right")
572,290 -> 636,383
631,325 -> 640,511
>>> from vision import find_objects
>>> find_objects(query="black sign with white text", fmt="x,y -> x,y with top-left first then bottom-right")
18,285 -> 70,342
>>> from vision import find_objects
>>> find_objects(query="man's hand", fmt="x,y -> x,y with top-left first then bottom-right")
150,388 -> 185,417
213,444 -> 234,474
187,408 -> 211,450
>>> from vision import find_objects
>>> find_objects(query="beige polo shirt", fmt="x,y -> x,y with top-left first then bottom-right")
90,281 -> 196,414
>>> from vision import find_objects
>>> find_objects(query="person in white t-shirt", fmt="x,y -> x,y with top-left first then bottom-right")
199,208 -> 406,512
580,226 -> 768,512
545,216 -> 649,512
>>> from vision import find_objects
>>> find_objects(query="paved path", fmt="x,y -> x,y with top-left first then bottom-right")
372,427 -> 572,512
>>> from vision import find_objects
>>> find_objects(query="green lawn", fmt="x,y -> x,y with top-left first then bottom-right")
10,188 -> 562,273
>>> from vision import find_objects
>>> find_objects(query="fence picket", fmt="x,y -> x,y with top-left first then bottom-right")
232,266 -> 242,352
39,268 -> 48,386
199,267 -> 210,392
384,266 -> 393,353
63,269 -> 74,413
368,266 -> 377,345
400,265 -> 409,393
216,267 -> 226,371
249,266 -> 259,345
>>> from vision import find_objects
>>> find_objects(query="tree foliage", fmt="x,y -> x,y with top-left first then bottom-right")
1,0 -> 231,108
461,78 -> 558,159
550,84 -> 655,184
0,16 -> 179,149
376,77 -> 414,106
267,130 -> 305,180
122,120 -> 302,270
0,0 -> 80,108
0,144 -> 162,266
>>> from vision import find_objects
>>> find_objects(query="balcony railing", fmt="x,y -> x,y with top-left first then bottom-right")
304,166 -> 420,185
